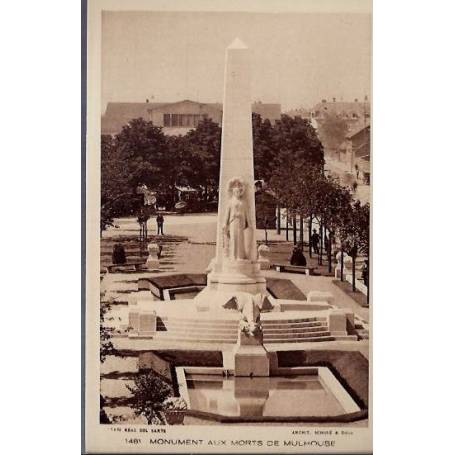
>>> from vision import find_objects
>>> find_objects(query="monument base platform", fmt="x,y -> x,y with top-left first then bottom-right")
233,344 -> 270,377
206,264 -> 267,295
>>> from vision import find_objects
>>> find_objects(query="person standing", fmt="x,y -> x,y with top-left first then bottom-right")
311,228 -> 320,255
156,213 -> 164,235
137,209 -> 149,241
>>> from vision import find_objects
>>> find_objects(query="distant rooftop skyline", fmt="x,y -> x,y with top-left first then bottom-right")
102,10 -> 371,112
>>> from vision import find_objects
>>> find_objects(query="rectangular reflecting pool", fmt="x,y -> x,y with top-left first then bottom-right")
177,367 -> 360,418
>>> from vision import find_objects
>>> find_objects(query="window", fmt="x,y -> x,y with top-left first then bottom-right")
163,113 -> 210,128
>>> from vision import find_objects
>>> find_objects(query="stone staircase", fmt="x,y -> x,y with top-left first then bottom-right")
262,316 -> 334,343
137,314 -> 356,345
154,316 -> 239,344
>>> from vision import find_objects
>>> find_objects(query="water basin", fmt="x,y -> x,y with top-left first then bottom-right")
177,367 -> 360,419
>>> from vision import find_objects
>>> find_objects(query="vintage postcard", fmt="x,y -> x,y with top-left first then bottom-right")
84,0 -> 372,453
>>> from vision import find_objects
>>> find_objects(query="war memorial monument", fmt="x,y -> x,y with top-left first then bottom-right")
97,39 -> 369,427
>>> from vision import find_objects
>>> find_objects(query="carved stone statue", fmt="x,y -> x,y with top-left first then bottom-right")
222,177 -> 253,260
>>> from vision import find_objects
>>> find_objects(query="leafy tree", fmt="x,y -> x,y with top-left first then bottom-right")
100,300 -> 116,363
101,119 -> 176,229
100,395 -> 111,424
114,118 -> 169,187
166,135 -> 192,188
339,201 -> 370,291
252,113 -> 276,181
184,118 -> 221,200
101,134 -> 134,232
100,113 -> 325,230
272,115 -> 325,169
312,177 -> 353,270
255,189 -> 277,245
269,155 -> 326,253
127,372 -> 172,424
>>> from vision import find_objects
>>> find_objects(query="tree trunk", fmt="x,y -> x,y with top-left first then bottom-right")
299,214 -> 304,243
276,205 -> 281,234
328,231 -> 333,274
264,228 -> 268,246
321,225 -> 325,254
309,215 -> 312,258
340,248 -> 344,281
286,209 -> 289,241
319,222 -> 323,265
293,215 -> 297,245
352,251 -> 357,292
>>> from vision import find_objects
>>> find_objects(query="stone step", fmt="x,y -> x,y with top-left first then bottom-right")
101,255 -> 145,262
153,333 -> 237,343
263,325 -> 329,335
263,330 -> 331,341
261,321 -> 327,330
262,317 -> 327,325
158,317 -> 239,326
156,325 -> 238,334
263,335 -> 335,344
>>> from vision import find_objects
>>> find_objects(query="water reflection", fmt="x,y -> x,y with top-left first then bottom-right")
186,374 -> 345,417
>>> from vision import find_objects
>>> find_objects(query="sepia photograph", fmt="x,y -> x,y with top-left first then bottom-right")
85,0 -> 372,452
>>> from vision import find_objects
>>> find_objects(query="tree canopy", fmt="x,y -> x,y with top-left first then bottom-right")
182,118 -> 221,198
101,114 -> 324,231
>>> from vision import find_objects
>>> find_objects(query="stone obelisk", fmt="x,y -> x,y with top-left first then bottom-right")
207,38 -> 266,295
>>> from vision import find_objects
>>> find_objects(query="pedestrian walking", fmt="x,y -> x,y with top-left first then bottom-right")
156,213 -> 164,235
311,229 -> 320,255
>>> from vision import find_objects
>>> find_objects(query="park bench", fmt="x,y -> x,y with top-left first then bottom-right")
273,263 -> 316,276
106,261 -> 146,273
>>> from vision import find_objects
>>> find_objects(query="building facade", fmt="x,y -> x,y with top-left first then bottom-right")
102,99 -> 281,136
341,124 -> 370,183
311,97 -> 370,133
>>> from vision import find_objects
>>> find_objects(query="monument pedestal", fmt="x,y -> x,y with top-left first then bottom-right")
233,344 -> 270,377
206,259 -> 267,295
233,331 -> 269,377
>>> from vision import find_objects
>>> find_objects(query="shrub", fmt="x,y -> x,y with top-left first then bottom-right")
112,243 -> 127,264
127,372 -> 172,424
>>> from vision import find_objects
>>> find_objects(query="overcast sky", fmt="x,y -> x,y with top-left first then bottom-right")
102,10 -> 371,112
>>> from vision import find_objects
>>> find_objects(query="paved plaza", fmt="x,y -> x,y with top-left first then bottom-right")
102,213 -> 369,350
104,213 -> 368,318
